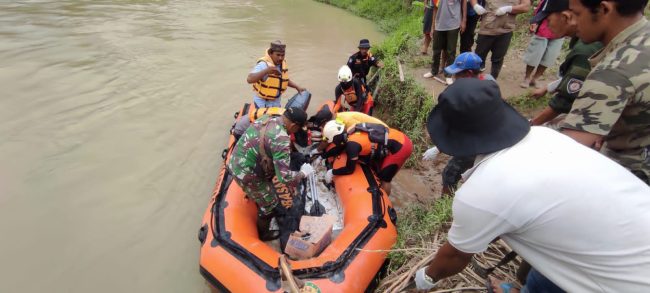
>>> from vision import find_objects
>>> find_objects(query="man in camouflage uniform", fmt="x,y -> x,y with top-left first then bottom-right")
529,0 -> 603,127
227,107 -> 314,248
561,0 -> 650,184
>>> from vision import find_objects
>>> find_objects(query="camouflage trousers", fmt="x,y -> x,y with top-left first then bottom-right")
228,166 -> 297,216
231,173 -> 279,216
603,146 -> 650,185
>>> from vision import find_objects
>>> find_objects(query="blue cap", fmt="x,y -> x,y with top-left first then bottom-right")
444,52 -> 483,75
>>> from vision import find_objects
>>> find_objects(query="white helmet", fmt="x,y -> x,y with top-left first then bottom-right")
323,120 -> 345,142
337,65 -> 353,83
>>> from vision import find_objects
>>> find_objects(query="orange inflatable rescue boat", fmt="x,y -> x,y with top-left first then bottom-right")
198,103 -> 398,292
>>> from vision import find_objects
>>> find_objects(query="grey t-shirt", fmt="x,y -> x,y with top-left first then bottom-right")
435,0 -> 463,31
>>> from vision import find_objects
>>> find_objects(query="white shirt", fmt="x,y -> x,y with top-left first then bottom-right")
448,127 -> 650,292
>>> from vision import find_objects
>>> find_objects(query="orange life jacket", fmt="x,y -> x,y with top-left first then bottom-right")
252,54 -> 289,100
248,107 -> 285,122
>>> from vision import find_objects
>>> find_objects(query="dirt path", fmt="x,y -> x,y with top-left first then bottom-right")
410,47 -> 553,100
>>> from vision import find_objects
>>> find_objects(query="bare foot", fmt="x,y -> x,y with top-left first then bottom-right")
489,277 -> 520,293
529,80 -> 542,89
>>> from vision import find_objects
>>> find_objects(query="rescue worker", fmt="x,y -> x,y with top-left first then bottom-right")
347,39 -> 384,86
307,101 -> 387,152
227,107 -> 314,250
334,65 -> 374,114
247,40 -> 305,108
322,120 -> 413,195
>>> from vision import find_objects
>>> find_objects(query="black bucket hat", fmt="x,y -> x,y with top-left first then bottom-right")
358,39 -> 371,49
426,78 -> 530,157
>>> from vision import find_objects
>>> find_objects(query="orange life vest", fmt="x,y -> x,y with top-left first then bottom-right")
248,107 -> 285,122
252,54 -> 289,100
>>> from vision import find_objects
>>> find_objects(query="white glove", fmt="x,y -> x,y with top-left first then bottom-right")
495,5 -> 512,16
300,163 -> 314,177
325,169 -> 334,184
415,267 -> 438,290
473,3 -> 487,15
546,78 -> 562,93
422,146 -> 440,161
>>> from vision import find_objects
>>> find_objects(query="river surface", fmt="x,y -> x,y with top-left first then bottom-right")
0,1 -> 383,292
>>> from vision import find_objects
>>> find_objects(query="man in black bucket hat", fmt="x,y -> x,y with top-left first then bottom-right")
427,78 -> 529,157
413,78 -> 650,292
347,38 -> 383,85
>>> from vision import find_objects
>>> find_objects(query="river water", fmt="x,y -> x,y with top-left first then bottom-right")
0,1 -> 383,292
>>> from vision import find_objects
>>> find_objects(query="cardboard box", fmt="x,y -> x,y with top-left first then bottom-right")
284,215 -> 336,260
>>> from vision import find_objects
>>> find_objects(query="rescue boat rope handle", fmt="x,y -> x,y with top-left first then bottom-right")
279,255 -> 303,293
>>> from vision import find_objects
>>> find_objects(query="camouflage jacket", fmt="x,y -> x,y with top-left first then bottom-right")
548,39 -> 603,114
228,115 -> 299,185
561,19 -> 650,171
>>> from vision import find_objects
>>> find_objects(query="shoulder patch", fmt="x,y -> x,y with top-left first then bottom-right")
566,78 -> 583,94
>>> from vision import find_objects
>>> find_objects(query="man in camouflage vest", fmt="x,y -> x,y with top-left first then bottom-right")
227,107 -> 314,248
560,0 -> 650,184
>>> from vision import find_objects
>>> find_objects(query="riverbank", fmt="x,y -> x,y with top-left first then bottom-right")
315,0 -> 545,290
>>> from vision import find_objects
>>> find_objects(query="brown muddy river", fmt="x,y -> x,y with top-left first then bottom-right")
0,1 -> 383,292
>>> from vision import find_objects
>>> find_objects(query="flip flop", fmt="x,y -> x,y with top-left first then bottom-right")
486,279 -> 517,293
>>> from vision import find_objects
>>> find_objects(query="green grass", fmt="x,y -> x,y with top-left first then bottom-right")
388,196 -> 454,271
507,92 -> 551,116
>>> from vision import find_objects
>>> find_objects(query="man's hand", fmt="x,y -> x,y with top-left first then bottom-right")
495,5 -> 512,16
473,3 -> 487,15
266,65 -> 281,75
415,267 -> 438,290
529,23 -> 538,33
561,129 -> 605,151
460,21 -> 466,34
530,87 -> 547,99
296,86 -> 306,93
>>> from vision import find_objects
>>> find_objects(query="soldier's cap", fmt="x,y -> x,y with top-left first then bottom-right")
358,39 -> 371,49
269,40 -> 286,53
532,0 -> 569,24
284,107 -> 307,127
426,78 -> 530,157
